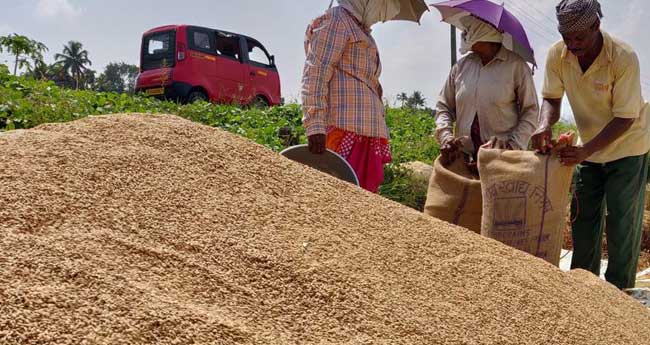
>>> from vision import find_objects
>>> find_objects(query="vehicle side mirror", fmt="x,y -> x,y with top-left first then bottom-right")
270,55 -> 276,66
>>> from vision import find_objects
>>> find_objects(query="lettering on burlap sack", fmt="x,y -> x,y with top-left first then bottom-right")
484,180 -> 554,257
479,149 -> 574,266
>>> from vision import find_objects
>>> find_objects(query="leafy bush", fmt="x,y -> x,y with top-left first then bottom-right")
385,107 -> 439,164
380,164 -> 429,211
0,71 -> 439,158
0,70 -> 578,210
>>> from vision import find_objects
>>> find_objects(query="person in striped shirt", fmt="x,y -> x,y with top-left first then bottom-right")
301,0 -> 400,193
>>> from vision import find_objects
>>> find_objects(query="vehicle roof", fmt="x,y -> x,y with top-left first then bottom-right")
143,25 -> 180,35
143,24 -> 259,44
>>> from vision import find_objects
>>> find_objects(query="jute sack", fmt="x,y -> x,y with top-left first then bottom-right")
478,149 -> 574,266
424,156 -> 482,233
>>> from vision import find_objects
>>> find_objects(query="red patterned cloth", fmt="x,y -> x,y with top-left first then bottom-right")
326,126 -> 391,193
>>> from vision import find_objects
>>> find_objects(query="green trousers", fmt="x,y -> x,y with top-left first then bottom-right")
570,153 -> 649,289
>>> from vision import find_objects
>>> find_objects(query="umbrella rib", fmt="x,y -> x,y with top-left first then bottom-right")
494,3 -> 505,29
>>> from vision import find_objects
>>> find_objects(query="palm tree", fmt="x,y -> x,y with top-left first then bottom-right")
55,41 -> 92,89
25,58 -> 51,80
406,91 -> 426,109
0,34 -> 48,75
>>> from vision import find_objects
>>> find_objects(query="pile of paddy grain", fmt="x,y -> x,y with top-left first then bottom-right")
1,114 -> 648,344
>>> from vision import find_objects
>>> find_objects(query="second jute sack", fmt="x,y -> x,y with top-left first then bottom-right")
478,149 -> 574,266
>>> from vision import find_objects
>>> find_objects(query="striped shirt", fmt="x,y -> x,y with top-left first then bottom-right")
301,6 -> 388,139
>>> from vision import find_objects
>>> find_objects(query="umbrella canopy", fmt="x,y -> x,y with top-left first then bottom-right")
394,0 -> 430,23
431,0 -> 537,66
331,0 -> 429,24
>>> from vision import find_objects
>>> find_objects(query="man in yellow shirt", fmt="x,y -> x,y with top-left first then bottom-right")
532,0 -> 650,289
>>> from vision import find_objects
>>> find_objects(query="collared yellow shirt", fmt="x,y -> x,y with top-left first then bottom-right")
542,31 -> 650,163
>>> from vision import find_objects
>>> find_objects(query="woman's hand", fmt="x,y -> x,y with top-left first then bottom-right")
308,134 -> 326,154
441,138 -> 462,164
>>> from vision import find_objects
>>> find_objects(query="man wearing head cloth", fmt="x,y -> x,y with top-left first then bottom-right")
301,1 -> 401,193
532,0 -> 650,289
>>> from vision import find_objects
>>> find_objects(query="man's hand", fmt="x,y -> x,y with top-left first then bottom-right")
558,145 -> 593,166
531,126 -> 553,153
441,138 -> 462,164
307,134 -> 326,154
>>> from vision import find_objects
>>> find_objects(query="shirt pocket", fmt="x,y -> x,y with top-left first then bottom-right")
483,79 -> 517,133
347,39 -> 378,75
485,79 -> 516,107
592,79 -> 612,94
590,67 -> 613,103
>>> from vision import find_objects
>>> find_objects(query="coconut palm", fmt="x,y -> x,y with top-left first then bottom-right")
54,41 -> 92,89
406,91 -> 426,109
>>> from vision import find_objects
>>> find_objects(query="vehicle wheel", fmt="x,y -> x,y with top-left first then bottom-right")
252,95 -> 269,109
187,91 -> 208,103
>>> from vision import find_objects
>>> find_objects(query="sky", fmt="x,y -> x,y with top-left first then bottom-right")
1,0 -> 649,120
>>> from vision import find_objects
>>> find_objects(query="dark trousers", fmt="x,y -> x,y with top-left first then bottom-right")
570,153 -> 649,289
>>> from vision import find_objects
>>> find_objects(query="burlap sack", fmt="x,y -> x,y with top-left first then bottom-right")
478,149 -> 574,266
424,156 -> 482,233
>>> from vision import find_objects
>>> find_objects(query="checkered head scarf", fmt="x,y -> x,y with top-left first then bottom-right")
556,0 -> 603,34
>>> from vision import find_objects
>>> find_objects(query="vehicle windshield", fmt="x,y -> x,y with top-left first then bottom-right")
141,30 -> 176,71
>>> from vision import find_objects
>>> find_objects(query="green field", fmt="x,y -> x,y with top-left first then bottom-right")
0,64 -> 576,210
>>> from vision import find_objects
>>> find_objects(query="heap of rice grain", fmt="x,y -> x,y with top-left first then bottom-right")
1,114 -> 649,345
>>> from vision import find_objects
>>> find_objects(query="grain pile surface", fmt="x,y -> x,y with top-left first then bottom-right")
1,114 -> 649,345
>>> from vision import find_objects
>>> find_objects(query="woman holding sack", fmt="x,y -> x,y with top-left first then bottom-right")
424,15 -> 539,232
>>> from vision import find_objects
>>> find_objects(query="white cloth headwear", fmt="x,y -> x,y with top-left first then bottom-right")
331,0 -> 401,29
459,16 -> 503,55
